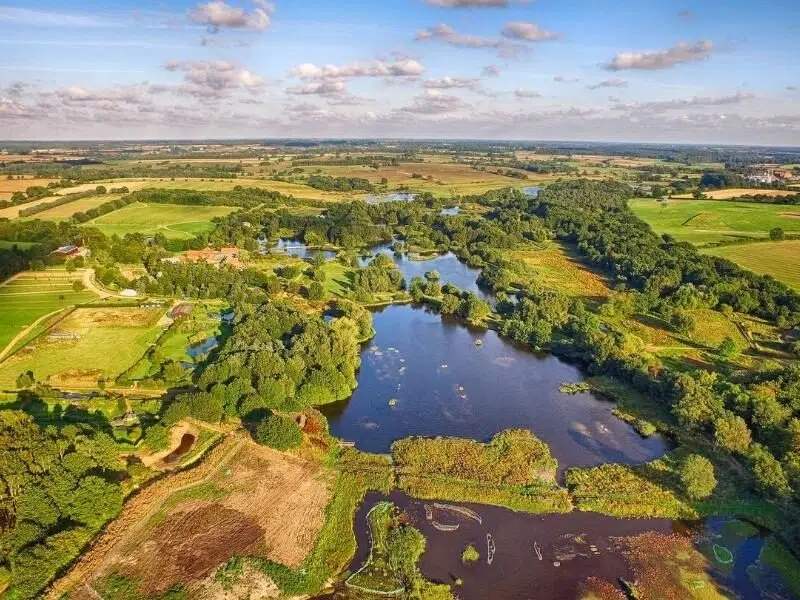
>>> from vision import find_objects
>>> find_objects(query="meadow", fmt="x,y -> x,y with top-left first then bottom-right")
0,305 -> 166,389
29,193 -> 124,220
0,270 -> 96,358
674,188 -> 791,199
84,202 -> 236,239
629,197 -> 800,245
702,240 -> 800,290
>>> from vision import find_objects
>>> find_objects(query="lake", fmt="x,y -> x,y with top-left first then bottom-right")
267,238 -> 337,260
364,192 -> 416,204
359,246 -> 493,303
320,304 -> 667,472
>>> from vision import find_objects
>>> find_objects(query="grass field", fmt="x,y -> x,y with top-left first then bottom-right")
0,271 -> 96,357
29,193 -> 124,220
84,202 -> 236,239
507,243 -> 613,301
0,240 -> 39,249
630,198 -> 800,245
674,188 -> 792,199
0,306 -> 165,389
701,240 -> 800,290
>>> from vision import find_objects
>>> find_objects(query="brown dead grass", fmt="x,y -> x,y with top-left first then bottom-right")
674,188 -> 790,200
196,563 -> 279,599
94,439 -> 334,595
61,306 -> 163,329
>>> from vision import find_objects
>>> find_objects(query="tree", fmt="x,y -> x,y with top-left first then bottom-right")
680,454 -> 717,500
749,443 -> 792,498
670,310 -> 696,335
65,260 -> 77,274
717,337 -> 738,358
15,370 -> 34,388
95,185 -> 107,194
254,413 -> 302,450
143,423 -> 170,451
307,281 -> 325,300
72,280 -> 85,293
770,227 -> 786,241
714,413 -> 751,453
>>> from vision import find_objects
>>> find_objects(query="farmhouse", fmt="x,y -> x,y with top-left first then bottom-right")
51,245 -> 89,258
173,247 -> 243,269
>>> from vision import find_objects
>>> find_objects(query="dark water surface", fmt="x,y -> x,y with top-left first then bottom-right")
342,492 -> 798,600
164,433 -> 196,464
321,304 -> 667,471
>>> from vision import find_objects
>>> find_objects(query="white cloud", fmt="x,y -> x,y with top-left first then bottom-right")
286,80 -> 347,96
162,60 -> 265,97
415,23 -> 527,56
0,6 -> 112,27
587,78 -> 628,90
423,76 -> 480,90
397,89 -> 472,115
613,92 -> 754,112
188,1 -> 273,32
290,59 -> 425,80
514,88 -> 541,98
501,21 -> 561,42
606,40 -> 713,70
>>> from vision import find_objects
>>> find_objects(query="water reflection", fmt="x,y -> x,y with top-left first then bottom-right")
364,192 -> 416,204
320,304 -> 668,471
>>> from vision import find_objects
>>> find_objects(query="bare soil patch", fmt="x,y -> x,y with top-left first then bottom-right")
779,212 -> 800,219
62,307 -> 163,329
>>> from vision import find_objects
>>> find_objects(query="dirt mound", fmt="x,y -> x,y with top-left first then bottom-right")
122,504 -> 265,595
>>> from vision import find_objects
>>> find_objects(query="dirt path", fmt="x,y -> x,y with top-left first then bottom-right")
0,308 -> 63,362
45,435 -> 244,600
80,269 -> 115,298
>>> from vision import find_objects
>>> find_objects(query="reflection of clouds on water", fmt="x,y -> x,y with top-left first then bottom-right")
360,419 -> 379,430
367,343 -> 407,382
492,356 -> 515,368
437,385 -> 474,423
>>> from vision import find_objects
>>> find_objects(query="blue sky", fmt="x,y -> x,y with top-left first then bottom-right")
0,0 -> 798,142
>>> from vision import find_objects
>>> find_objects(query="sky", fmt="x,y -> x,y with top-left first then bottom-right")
0,0 -> 798,143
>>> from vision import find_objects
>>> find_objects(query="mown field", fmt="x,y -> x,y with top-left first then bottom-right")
702,240 -> 800,290
630,198 -> 800,245
0,270 -> 96,358
0,177 -> 57,201
0,305 -> 166,389
674,187 -> 792,199
83,202 -> 236,239
29,193 -> 124,220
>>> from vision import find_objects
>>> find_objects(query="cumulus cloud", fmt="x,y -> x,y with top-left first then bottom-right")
501,21 -> 562,42
55,84 -> 152,105
286,80 -> 347,96
398,89 -> 471,115
606,40 -> 713,70
289,59 -> 425,80
423,76 -> 480,90
188,1 -> 273,33
613,92 -> 754,113
482,64 -> 501,77
587,78 -> 628,90
2,82 -> 29,100
514,88 -> 541,98
415,24 -> 527,56
163,60 -> 265,97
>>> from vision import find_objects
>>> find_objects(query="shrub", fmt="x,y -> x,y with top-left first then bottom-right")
679,454 -> 717,500
461,544 -> 479,563
254,413 -> 302,450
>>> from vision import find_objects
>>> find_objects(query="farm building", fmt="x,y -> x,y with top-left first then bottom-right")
51,245 -> 89,258
170,303 -> 194,320
179,247 -> 242,268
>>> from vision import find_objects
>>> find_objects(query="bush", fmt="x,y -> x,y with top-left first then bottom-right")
679,454 -> 717,500
143,423 -> 171,452
254,413 -> 302,450
461,544 -> 479,563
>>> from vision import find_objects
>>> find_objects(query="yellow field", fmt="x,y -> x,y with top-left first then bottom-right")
55,178 -> 352,201
674,188 -> 790,199
0,195 -> 66,219
0,177 -> 58,201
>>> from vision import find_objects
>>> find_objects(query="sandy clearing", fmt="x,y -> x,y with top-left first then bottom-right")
138,422 -> 200,468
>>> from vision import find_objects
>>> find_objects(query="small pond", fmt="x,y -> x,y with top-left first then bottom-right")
320,304 -> 667,472
267,238 -> 337,260
341,491 -> 797,600
186,336 -> 218,358
358,245 -> 492,304
364,192 -> 416,204
523,186 -> 542,197
440,206 -> 461,216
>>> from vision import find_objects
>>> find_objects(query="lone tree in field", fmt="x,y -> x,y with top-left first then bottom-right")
254,413 -> 302,451
680,454 -> 717,500
769,227 -> 785,241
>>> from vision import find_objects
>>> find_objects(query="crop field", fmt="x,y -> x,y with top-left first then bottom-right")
0,195 -> 64,220
630,198 -> 800,245
56,177 -> 352,201
701,240 -> 800,290
674,188 -> 791,199
0,271 -> 96,358
0,177 -> 57,200
91,440 -> 334,597
29,193 -> 124,220
0,305 -> 165,389
507,243 -> 613,301
84,202 -> 236,239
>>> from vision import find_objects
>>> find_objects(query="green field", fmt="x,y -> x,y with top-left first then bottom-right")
0,240 -> 39,249
0,306 -> 166,389
29,193 -> 124,221
83,202 -> 236,239
0,271 -> 97,356
630,198 -> 800,245
702,240 -> 800,290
